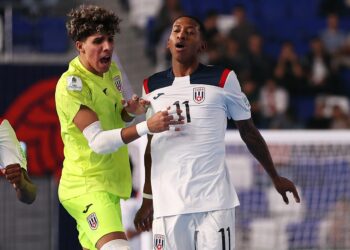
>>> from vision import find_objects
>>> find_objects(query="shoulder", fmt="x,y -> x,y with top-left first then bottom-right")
56,72 -> 92,107
143,68 -> 174,94
57,73 -> 84,93
190,64 -> 232,88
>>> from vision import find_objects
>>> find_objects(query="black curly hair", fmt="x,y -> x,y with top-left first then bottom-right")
66,5 -> 122,42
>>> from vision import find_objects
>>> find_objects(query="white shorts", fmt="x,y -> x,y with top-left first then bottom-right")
152,208 -> 235,250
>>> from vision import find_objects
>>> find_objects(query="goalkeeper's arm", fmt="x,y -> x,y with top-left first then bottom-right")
75,105 -> 183,154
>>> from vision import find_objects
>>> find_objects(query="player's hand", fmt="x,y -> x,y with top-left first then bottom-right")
2,164 -> 24,190
122,94 -> 150,116
272,176 -> 300,204
134,199 -> 153,232
147,107 -> 184,133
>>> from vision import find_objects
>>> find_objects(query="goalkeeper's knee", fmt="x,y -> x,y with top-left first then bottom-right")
100,239 -> 131,250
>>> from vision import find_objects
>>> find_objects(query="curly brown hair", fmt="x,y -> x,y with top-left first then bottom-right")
66,5 -> 121,42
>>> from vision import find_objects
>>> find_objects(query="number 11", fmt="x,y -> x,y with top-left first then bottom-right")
173,101 -> 191,123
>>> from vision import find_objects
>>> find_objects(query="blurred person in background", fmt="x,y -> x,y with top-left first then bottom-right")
320,13 -> 346,56
55,5 -> 182,250
274,41 -> 306,96
0,119 -> 37,204
228,4 -> 256,54
222,37 -> 250,80
259,78 -> 290,129
134,15 -> 300,250
145,0 -> 184,65
302,37 -> 340,94
306,101 -> 331,129
329,104 -> 350,129
202,10 -> 227,50
246,33 -> 273,84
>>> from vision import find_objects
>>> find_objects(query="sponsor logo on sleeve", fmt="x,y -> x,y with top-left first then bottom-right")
242,95 -> 251,110
67,76 -> 82,91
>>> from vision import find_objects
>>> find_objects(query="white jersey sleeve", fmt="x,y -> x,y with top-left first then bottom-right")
224,71 -> 251,121
142,84 -> 155,119
0,120 -> 27,170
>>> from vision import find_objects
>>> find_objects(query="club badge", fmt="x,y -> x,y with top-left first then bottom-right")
154,234 -> 165,250
87,212 -> 98,230
113,75 -> 122,92
193,87 -> 205,104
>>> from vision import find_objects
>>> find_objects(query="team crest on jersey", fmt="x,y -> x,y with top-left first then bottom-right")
113,75 -> 122,92
87,212 -> 99,230
154,234 -> 165,250
193,87 -> 205,104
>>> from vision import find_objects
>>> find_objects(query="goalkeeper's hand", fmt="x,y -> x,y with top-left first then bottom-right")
122,94 -> 150,116
273,176 -> 301,204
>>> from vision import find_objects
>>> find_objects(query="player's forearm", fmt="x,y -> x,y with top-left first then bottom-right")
121,108 -> 135,122
16,179 -> 37,204
83,121 -> 150,154
236,119 -> 279,180
143,134 -> 153,195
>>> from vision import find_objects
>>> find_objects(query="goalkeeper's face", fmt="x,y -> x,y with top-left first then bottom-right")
76,33 -> 114,76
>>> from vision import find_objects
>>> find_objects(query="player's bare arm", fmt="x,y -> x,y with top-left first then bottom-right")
2,164 -> 37,204
235,118 -> 300,204
134,134 -> 153,232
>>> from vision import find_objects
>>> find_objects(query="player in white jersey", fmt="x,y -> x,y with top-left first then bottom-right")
0,119 -> 37,204
134,16 -> 300,250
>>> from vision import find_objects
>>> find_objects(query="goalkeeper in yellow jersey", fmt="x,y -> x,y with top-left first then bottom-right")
55,4 -> 183,250
0,119 -> 37,204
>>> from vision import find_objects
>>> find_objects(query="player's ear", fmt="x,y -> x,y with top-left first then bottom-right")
167,38 -> 170,49
199,41 -> 207,53
75,41 -> 84,53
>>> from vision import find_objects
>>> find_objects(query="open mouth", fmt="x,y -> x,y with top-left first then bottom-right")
100,55 -> 111,64
175,42 -> 185,50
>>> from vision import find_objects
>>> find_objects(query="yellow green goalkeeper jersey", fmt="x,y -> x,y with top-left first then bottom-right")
55,56 -> 131,202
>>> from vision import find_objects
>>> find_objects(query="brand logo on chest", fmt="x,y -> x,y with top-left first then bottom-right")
193,87 -> 205,104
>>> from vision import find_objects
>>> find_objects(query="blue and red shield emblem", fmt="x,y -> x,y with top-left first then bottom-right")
87,212 -> 99,230
154,234 -> 165,250
193,87 -> 205,104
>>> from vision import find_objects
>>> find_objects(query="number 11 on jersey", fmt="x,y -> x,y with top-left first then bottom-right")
173,101 -> 191,123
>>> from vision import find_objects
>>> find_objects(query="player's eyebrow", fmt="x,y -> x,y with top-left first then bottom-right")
173,24 -> 197,30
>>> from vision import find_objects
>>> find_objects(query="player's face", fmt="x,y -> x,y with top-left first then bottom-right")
167,17 -> 205,64
76,33 -> 114,76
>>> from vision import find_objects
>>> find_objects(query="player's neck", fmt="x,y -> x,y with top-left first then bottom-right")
172,60 -> 200,77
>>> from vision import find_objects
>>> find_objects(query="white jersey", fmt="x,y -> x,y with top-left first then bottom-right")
0,119 -> 27,170
143,64 -> 251,218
